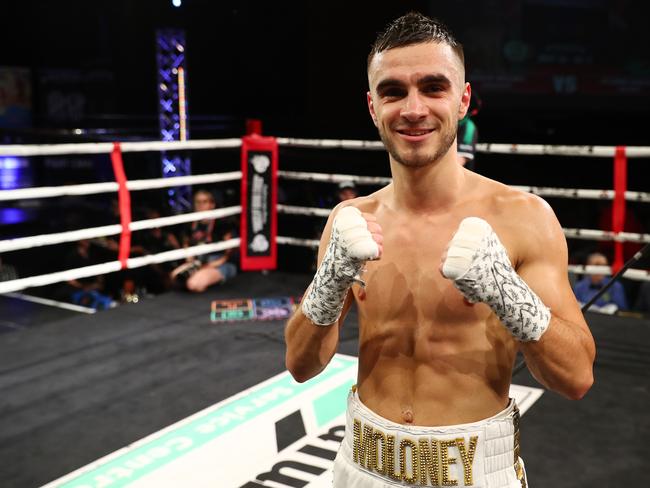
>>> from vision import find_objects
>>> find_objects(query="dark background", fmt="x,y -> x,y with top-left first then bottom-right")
2,0 -> 649,142
1,0 -> 649,296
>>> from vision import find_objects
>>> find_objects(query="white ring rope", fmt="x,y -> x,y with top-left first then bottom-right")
279,170 -> 392,186
279,171 -> 650,203
567,265 -> 650,282
0,207 -> 242,253
276,138 -> 650,157
277,205 -> 330,218
276,204 -> 650,244
511,187 -> 650,203
276,236 -> 650,282
476,144 -> 624,158
0,239 -> 240,294
5,171 -> 646,204
563,228 -> 650,244
277,138 -> 386,151
0,139 -> 242,157
0,172 -> 242,202
476,143 -> 650,158
1,137 -> 649,157
277,236 -> 320,248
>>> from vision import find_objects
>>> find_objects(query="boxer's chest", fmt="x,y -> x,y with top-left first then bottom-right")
356,218 -> 489,324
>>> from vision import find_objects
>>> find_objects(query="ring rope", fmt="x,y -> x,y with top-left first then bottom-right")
0,139 -> 242,157
275,138 -> 650,158
0,172 -> 242,202
276,138 -> 386,151
275,236 -> 650,282
276,204 -> 650,244
0,207 -> 242,253
277,205 -> 331,218
0,238 -> 240,294
277,236 -> 320,248
475,143 -> 643,158
567,265 -> 650,282
511,187 -> 650,203
3,171 -> 647,204
279,171 -> 650,203
2,137 -> 650,157
278,170 -> 391,186
563,228 -> 650,244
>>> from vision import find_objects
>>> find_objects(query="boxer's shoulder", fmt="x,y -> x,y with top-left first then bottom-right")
465,176 -> 563,268
332,191 -> 384,216
469,177 -> 555,227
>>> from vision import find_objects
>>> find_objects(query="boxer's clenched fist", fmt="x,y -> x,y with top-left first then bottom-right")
441,217 -> 550,342
302,206 -> 382,326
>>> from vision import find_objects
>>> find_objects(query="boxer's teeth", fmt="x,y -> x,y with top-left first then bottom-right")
399,129 -> 433,136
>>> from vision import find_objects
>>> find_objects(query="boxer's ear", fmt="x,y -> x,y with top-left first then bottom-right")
367,92 -> 378,127
458,82 -> 471,119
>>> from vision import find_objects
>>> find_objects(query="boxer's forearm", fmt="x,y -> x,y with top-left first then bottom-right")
285,308 -> 340,383
285,206 -> 380,382
518,314 -> 595,400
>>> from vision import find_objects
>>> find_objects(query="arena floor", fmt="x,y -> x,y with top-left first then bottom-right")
0,270 -> 648,487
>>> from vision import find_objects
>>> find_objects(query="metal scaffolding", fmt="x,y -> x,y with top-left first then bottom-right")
156,29 -> 191,213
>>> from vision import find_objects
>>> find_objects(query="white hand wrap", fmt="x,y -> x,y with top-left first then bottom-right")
302,207 -> 379,326
442,217 -> 551,342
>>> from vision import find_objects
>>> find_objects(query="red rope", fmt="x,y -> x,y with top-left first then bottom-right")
612,145 -> 627,273
110,142 -> 132,269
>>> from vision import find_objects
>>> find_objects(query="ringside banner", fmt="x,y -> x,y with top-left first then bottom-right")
42,355 -> 543,488
240,134 -> 278,271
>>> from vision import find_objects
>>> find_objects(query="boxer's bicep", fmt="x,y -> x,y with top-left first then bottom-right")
516,207 -> 586,328
515,209 -> 595,397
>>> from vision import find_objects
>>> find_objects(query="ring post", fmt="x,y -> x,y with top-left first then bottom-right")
612,146 -> 627,273
240,134 -> 278,271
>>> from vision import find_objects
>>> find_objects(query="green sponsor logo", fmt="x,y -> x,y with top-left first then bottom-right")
313,380 -> 354,427
57,356 -> 356,488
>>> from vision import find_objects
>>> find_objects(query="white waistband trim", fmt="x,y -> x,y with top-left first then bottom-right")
339,390 -> 522,487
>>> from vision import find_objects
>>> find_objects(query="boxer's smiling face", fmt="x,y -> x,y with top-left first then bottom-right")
367,42 -> 470,168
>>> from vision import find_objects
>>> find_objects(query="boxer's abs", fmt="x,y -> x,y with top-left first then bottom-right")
355,317 -> 517,427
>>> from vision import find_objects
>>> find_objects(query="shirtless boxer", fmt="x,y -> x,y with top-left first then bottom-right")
284,12 -> 595,487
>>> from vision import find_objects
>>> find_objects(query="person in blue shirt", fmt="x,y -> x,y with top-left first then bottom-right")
573,252 -> 628,313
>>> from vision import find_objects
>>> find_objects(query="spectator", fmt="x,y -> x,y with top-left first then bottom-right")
596,202 -> 644,263
0,255 -> 18,282
336,180 -> 359,202
130,207 -> 182,294
457,115 -> 478,171
573,252 -> 628,314
308,181 -> 361,271
634,281 -> 650,314
63,239 -> 117,310
170,189 -> 238,292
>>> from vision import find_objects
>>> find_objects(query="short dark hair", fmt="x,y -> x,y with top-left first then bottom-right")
367,12 -> 464,70
194,188 -> 215,204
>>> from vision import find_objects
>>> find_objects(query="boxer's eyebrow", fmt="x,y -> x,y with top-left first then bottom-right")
375,74 -> 452,95
418,74 -> 451,89
375,78 -> 404,95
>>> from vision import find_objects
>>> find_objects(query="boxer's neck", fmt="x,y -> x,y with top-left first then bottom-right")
388,154 -> 465,212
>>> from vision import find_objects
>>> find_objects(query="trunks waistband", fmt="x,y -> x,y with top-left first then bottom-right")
339,388 -> 524,487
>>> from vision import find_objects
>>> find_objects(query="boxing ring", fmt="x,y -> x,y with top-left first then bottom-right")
0,136 -> 649,487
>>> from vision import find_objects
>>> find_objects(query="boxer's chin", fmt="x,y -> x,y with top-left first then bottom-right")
393,150 -> 440,168
392,145 -> 451,168
380,128 -> 456,168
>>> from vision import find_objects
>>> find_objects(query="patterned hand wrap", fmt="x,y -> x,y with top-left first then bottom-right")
302,207 -> 377,326
443,217 -> 551,342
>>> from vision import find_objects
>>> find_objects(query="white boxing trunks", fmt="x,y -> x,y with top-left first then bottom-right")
333,388 -> 527,488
